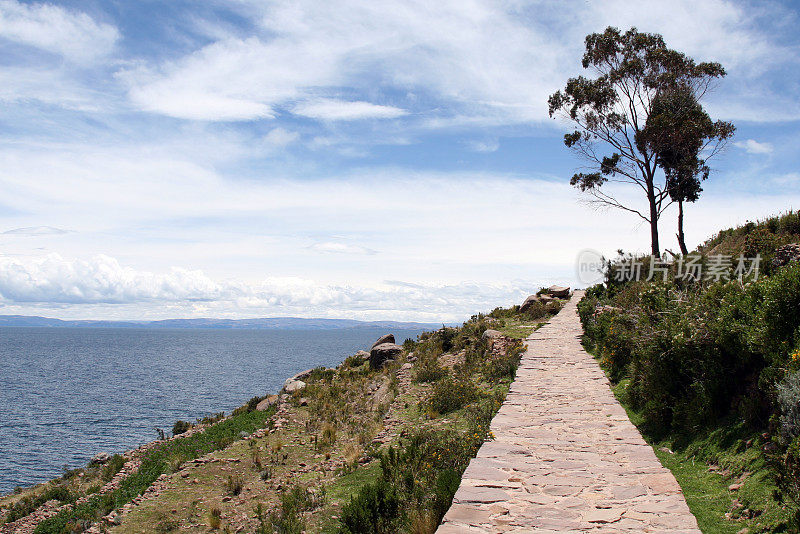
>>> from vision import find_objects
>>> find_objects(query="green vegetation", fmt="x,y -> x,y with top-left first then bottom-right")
261,485 -> 325,534
34,403 -> 276,534
4,485 -> 75,524
340,414 -> 495,533
333,307 -> 543,534
578,214 -> 800,531
101,455 -> 126,482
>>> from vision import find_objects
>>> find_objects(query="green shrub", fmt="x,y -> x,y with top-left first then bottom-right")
208,507 -> 222,530
521,300 -> 547,319
232,396 -> 264,416
427,378 -> 479,415
775,436 -> 800,528
432,469 -> 460,522
171,420 -> 192,436
343,354 -> 365,368
340,479 -> 400,534
225,475 -> 243,496
778,371 -> 800,440
267,485 -> 323,534
413,360 -> 448,383
482,343 -> 524,381
101,454 -> 126,482
4,485 -> 74,523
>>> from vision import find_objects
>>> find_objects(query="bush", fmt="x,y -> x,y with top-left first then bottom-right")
521,300 -> 546,319
427,378 -> 480,415
208,507 -> 222,529
101,454 -> 126,482
779,371 -> 800,441
225,475 -> 243,496
413,360 -> 448,383
482,343 -> 524,381
432,469 -> 460,522
775,436 -> 800,527
4,485 -> 74,523
340,479 -> 400,534
171,420 -> 192,436
232,396 -> 264,416
267,485 -> 323,534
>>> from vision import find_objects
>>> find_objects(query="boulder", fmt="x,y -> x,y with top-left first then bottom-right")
355,350 -> 370,361
256,394 -> 280,411
369,343 -> 403,369
481,329 -> 503,340
537,294 -> 555,303
90,452 -> 111,465
519,295 -> 539,313
371,334 -> 396,349
547,285 -> 570,298
290,369 -> 314,381
283,378 -> 306,393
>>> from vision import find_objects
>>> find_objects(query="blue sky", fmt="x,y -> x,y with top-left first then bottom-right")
0,0 -> 799,322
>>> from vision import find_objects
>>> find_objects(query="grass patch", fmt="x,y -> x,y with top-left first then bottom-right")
497,317 -> 543,339
34,406 -> 276,534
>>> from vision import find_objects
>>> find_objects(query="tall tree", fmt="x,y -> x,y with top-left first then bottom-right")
641,85 -> 734,254
548,27 -> 728,256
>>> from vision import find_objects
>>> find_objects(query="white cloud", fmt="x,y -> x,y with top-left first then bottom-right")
2,226 -> 69,236
119,0 -> 795,125
308,242 -> 377,255
0,253 -> 220,304
0,252 -> 545,321
467,138 -> 499,153
0,0 -> 118,63
735,139 -> 774,154
292,99 -> 407,121
262,127 -> 299,147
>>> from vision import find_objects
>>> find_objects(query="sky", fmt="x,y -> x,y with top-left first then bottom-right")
0,0 -> 799,322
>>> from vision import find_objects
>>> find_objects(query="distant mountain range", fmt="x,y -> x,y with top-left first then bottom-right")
0,315 -> 442,331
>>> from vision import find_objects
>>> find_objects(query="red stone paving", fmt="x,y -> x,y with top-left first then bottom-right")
438,291 -> 701,533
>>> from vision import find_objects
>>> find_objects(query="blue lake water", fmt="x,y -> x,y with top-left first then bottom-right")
0,326 -> 425,494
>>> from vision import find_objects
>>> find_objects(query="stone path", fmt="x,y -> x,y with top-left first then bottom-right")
438,291 -> 701,533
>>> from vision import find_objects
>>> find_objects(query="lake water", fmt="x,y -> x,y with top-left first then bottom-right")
0,326 -> 425,494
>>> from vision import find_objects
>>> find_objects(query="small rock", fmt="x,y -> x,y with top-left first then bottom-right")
728,483 -> 743,491
299,397 -> 309,406
90,452 -> 112,465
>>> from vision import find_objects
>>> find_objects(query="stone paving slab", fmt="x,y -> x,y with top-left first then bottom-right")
437,291 -> 700,533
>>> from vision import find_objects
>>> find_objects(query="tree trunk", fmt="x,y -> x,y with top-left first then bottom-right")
676,199 -> 688,256
646,180 -> 660,257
